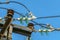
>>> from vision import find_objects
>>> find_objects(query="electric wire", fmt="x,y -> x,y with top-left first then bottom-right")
0,1 -> 30,12
37,15 -> 60,19
0,7 -> 46,28
0,1 -> 60,28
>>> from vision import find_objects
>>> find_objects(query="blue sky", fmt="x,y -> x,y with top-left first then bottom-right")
0,0 -> 60,40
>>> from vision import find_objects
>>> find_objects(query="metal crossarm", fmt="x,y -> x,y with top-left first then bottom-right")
13,24 -> 32,37
0,23 -> 33,37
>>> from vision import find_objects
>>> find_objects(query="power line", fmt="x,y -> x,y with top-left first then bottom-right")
0,1 -> 60,29
0,7 -> 60,29
0,7 -> 46,28
0,1 -> 30,12
0,7 -> 24,16
37,15 -> 60,19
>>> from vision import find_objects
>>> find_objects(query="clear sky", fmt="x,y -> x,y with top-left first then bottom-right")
0,0 -> 60,40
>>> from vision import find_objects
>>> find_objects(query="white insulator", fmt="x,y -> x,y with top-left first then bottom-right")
28,16 -> 37,20
39,29 -> 42,32
17,18 -> 20,20
17,18 -> 25,20
43,29 -> 47,32
23,18 -> 26,20
28,18 -> 32,20
31,16 -> 37,19
48,29 -> 53,32
17,16 -> 37,21
39,29 -> 53,32
17,12 -> 37,21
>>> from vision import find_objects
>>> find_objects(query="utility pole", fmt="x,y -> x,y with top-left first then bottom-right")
0,9 -> 14,40
0,1 -> 60,40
